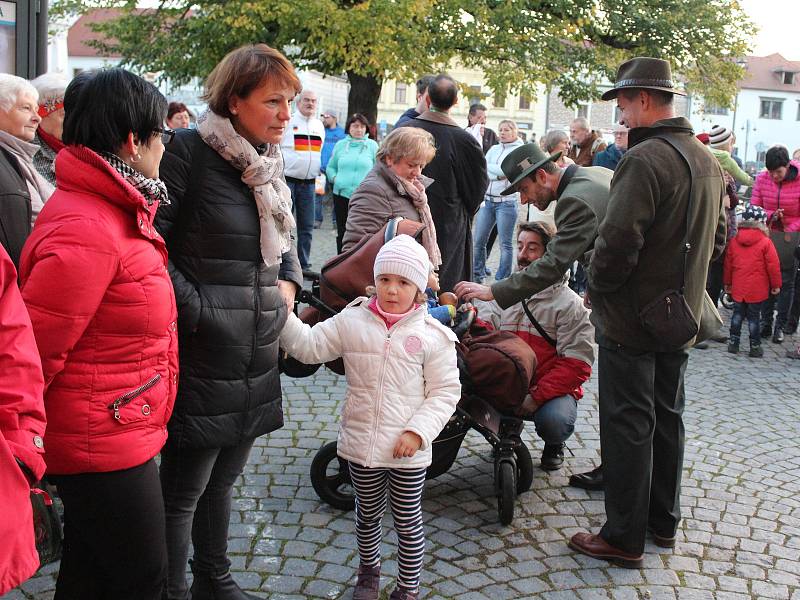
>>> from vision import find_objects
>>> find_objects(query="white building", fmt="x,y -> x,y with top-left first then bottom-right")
689,53 -> 800,169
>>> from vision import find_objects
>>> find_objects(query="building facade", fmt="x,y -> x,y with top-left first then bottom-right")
689,54 -> 800,170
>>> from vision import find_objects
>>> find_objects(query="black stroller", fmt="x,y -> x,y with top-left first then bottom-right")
280,218 -> 536,525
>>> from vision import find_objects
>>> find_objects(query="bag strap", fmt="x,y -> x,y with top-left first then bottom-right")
521,300 -> 557,347
649,134 -> 694,293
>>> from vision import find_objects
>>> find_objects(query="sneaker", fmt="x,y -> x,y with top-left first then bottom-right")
727,341 -> 739,354
353,564 -> 380,600
389,588 -> 419,600
540,443 -> 565,471
749,345 -> 764,358
773,329 -> 785,343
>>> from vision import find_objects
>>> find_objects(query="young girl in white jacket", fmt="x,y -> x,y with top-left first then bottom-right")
280,235 -> 461,600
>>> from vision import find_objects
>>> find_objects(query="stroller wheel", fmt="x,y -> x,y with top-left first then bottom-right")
497,461 -> 516,525
514,442 -> 534,495
310,441 -> 356,511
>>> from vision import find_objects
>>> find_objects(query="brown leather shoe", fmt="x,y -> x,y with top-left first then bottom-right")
389,588 -> 419,600
648,528 -> 676,548
568,532 -> 643,568
353,564 -> 380,600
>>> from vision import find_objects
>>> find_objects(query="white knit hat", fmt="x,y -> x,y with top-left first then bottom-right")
709,125 -> 732,148
373,234 -> 429,293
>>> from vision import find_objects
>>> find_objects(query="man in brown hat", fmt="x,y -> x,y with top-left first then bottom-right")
568,57 -> 726,568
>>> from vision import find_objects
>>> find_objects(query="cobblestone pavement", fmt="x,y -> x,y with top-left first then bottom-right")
6,218 -> 800,600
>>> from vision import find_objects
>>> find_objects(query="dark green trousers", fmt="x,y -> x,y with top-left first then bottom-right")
597,337 -> 688,555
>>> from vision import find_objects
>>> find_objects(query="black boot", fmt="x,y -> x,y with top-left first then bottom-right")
190,566 -> 262,600
569,464 -> 604,490
540,443 -> 565,471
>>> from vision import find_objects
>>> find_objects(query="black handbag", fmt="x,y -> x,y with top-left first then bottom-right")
30,481 -> 63,565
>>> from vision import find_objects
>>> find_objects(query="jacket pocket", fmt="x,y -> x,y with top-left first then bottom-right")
107,374 -> 161,424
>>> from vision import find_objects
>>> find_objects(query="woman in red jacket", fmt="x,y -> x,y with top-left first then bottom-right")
0,244 -> 46,596
19,69 -> 178,600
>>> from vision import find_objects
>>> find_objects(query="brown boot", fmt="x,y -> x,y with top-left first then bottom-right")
389,588 -> 419,600
353,564 -> 381,600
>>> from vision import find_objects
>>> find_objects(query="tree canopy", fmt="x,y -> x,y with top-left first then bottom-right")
53,0 -> 753,121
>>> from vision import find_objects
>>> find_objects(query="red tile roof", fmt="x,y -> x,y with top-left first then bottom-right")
740,53 -> 800,93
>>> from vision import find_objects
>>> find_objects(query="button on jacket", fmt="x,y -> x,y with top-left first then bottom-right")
19,145 -> 179,475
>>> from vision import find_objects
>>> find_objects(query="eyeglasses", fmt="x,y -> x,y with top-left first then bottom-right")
155,127 -> 175,144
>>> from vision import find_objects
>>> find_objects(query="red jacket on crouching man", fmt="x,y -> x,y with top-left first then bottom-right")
473,223 -> 595,471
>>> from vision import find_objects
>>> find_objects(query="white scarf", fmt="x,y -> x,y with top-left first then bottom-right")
0,130 -> 55,223
196,110 -> 295,267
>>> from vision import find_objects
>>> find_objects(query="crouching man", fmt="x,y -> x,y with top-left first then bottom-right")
474,222 -> 595,470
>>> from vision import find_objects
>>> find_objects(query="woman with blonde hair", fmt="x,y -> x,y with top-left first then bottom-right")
342,127 -> 440,267
155,44 -> 303,600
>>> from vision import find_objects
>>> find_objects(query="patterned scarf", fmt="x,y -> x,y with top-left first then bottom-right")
100,152 -> 170,207
196,110 -> 295,267
387,165 -> 442,269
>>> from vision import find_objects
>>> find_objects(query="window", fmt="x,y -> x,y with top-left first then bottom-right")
783,71 -> 795,85
576,103 -> 589,119
759,98 -> 783,120
797,101 -> 800,121
468,85 -> 481,105
394,83 -> 407,105
493,90 -> 506,109
519,95 -> 531,110
704,103 -> 729,116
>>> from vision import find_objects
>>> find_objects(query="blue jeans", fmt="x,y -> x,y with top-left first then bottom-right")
730,300 -> 763,346
287,179 -> 315,268
473,198 -> 517,282
531,394 -> 578,445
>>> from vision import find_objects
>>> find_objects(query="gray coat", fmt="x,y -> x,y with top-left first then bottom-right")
341,160 -> 422,252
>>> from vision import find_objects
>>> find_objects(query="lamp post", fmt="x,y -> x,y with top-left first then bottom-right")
741,119 -> 756,165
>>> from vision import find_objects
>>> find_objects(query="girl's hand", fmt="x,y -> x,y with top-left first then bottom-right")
393,431 -> 422,458
277,279 -> 298,313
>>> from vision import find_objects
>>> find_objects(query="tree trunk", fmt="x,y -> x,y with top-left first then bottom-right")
346,71 -> 382,136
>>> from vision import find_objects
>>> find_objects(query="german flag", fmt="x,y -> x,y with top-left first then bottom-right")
294,135 -> 323,153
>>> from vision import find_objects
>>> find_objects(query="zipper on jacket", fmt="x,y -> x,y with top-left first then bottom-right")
108,374 -> 161,420
368,333 -> 393,464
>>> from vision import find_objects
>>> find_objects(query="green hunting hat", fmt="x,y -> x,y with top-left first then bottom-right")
500,143 -> 562,196
601,56 -> 687,101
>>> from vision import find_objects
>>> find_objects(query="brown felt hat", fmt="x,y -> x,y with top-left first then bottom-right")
601,57 -> 687,101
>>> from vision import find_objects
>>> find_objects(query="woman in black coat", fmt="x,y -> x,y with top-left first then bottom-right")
155,44 -> 303,600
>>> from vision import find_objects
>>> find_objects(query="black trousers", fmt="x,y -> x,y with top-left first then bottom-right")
597,338 -> 688,556
705,254 -> 725,307
50,459 -> 167,600
159,437 -> 255,600
333,193 -> 349,255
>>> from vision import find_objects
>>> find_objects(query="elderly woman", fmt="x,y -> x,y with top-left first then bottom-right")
30,72 -> 70,186
19,68 -> 177,600
543,129 -> 575,168
341,127 -> 440,265
155,44 -> 303,600
166,101 -> 193,129
326,112 -> 379,252
0,74 -> 54,266
472,119 -> 524,282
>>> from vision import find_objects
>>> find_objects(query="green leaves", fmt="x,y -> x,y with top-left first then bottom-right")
52,0 -> 751,112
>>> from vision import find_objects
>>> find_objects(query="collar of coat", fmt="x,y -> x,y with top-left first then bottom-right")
416,110 -> 460,127
628,117 -> 694,149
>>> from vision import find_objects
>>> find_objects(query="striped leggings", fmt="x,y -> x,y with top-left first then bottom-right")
348,462 -> 427,591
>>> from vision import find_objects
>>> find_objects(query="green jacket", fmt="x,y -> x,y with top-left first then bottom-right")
710,147 -> 752,186
588,117 -> 727,351
492,166 -> 613,308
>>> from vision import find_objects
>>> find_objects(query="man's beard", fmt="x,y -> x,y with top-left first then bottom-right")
516,259 -> 530,271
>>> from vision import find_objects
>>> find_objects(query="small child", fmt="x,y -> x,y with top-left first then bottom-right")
280,235 -> 461,600
723,204 -> 781,357
425,263 -> 457,325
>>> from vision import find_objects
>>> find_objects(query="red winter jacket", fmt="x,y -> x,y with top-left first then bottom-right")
0,245 -> 46,595
19,146 -> 179,475
750,161 -> 800,232
723,226 -> 782,303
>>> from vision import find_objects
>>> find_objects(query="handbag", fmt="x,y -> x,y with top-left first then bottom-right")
30,481 -> 63,565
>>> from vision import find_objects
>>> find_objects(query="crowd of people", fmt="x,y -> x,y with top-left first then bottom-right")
0,43 -> 799,600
